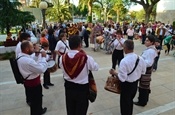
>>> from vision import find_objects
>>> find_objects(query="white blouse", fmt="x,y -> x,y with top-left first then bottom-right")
55,40 -> 69,54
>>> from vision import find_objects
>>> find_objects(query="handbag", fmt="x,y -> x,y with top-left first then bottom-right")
104,56 -> 140,94
88,70 -> 97,103
104,74 -> 121,94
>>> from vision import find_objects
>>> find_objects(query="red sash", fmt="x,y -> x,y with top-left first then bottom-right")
24,76 -> 41,87
62,52 -> 87,79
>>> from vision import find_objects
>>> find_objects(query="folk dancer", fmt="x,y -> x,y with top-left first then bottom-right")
59,35 -> 99,115
15,33 -> 32,106
91,23 -> 103,51
34,42 -> 54,89
134,35 -> 157,106
110,40 -> 146,115
55,33 -> 69,68
111,30 -> 125,69
17,41 -> 47,115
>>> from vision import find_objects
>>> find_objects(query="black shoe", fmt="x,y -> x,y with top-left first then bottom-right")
133,102 -> 146,107
47,83 -> 54,86
41,107 -> 47,114
27,102 -> 31,106
43,85 -> 49,89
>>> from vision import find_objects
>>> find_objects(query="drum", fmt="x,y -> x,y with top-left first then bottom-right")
104,75 -> 121,94
96,36 -> 104,44
47,60 -> 58,73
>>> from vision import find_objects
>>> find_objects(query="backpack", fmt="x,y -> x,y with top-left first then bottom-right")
9,56 -> 29,84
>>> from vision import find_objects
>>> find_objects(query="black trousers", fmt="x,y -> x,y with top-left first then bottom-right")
43,70 -> 51,85
153,56 -> 160,70
25,84 -> 43,115
158,35 -> 164,47
120,80 -> 138,115
64,80 -> 89,115
24,85 -> 31,103
112,49 -> 124,69
84,37 -> 89,47
165,43 -> 170,54
142,34 -> 146,44
128,36 -> 133,40
138,88 -> 150,106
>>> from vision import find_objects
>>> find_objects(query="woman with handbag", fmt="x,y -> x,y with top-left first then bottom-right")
109,40 -> 146,115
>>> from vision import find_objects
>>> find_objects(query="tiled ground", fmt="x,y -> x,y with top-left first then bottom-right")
0,40 -> 175,115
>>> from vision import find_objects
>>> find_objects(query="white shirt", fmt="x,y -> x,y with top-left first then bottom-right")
126,29 -> 134,36
146,27 -> 152,35
118,53 -> 146,82
15,42 -> 21,58
59,50 -> 99,84
55,40 -> 69,54
141,45 -> 157,67
17,53 -> 48,80
113,38 -> 125,50
31,49 -> 51,62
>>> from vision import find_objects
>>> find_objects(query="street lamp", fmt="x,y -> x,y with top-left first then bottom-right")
39,1 -> 48,29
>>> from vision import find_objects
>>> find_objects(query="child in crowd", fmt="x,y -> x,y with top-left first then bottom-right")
153,39 -> 161,72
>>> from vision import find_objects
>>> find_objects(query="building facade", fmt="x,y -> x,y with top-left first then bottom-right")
156,0 -> 175,24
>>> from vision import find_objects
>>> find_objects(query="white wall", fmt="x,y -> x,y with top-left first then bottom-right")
157,0 -> 175,12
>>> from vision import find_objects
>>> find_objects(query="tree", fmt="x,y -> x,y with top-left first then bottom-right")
79,0 -> 95,22
0,0 -> 35,34
112,0 -> 128,22
129,0 -> 160,23
46,0 -> 71,22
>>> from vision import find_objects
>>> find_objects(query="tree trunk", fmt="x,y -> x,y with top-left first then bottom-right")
6,25 -> 10,34
143,5 -> 153,23
88,0 -> 92,22
144,12 -> 150,23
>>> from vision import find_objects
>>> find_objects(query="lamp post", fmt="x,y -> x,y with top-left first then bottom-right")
39,1 -> 48,29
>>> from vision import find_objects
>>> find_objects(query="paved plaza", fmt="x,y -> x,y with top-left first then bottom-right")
0,40 -> 175,115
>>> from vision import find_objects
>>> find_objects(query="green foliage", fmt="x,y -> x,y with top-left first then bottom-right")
0,51 -> 15,60
0,0 -> 35,34
173,21 -> 175,26
87,16 -> 92,23
0,41 -> 4,46
46,0 -> 72,22
135,9 -> 145,22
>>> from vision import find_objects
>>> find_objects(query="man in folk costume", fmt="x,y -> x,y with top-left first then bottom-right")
134,35 -> 157,106
110,40 -> 146,115
59,35 -> 99,115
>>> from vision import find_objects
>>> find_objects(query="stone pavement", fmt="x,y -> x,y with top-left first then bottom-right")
0,40 -> 175,115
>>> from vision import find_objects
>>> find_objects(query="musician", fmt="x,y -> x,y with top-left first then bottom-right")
110,40 -> 146,115
111,30 -> 125,69
91,23 -> 103,51
55,33 -> 69,68
15,32 -> 31,58
17,41 -> 47,115
134,35 -> 157,106
35,42 -> 54,89
59,35 -> 99,115
15,32 -> 32,106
